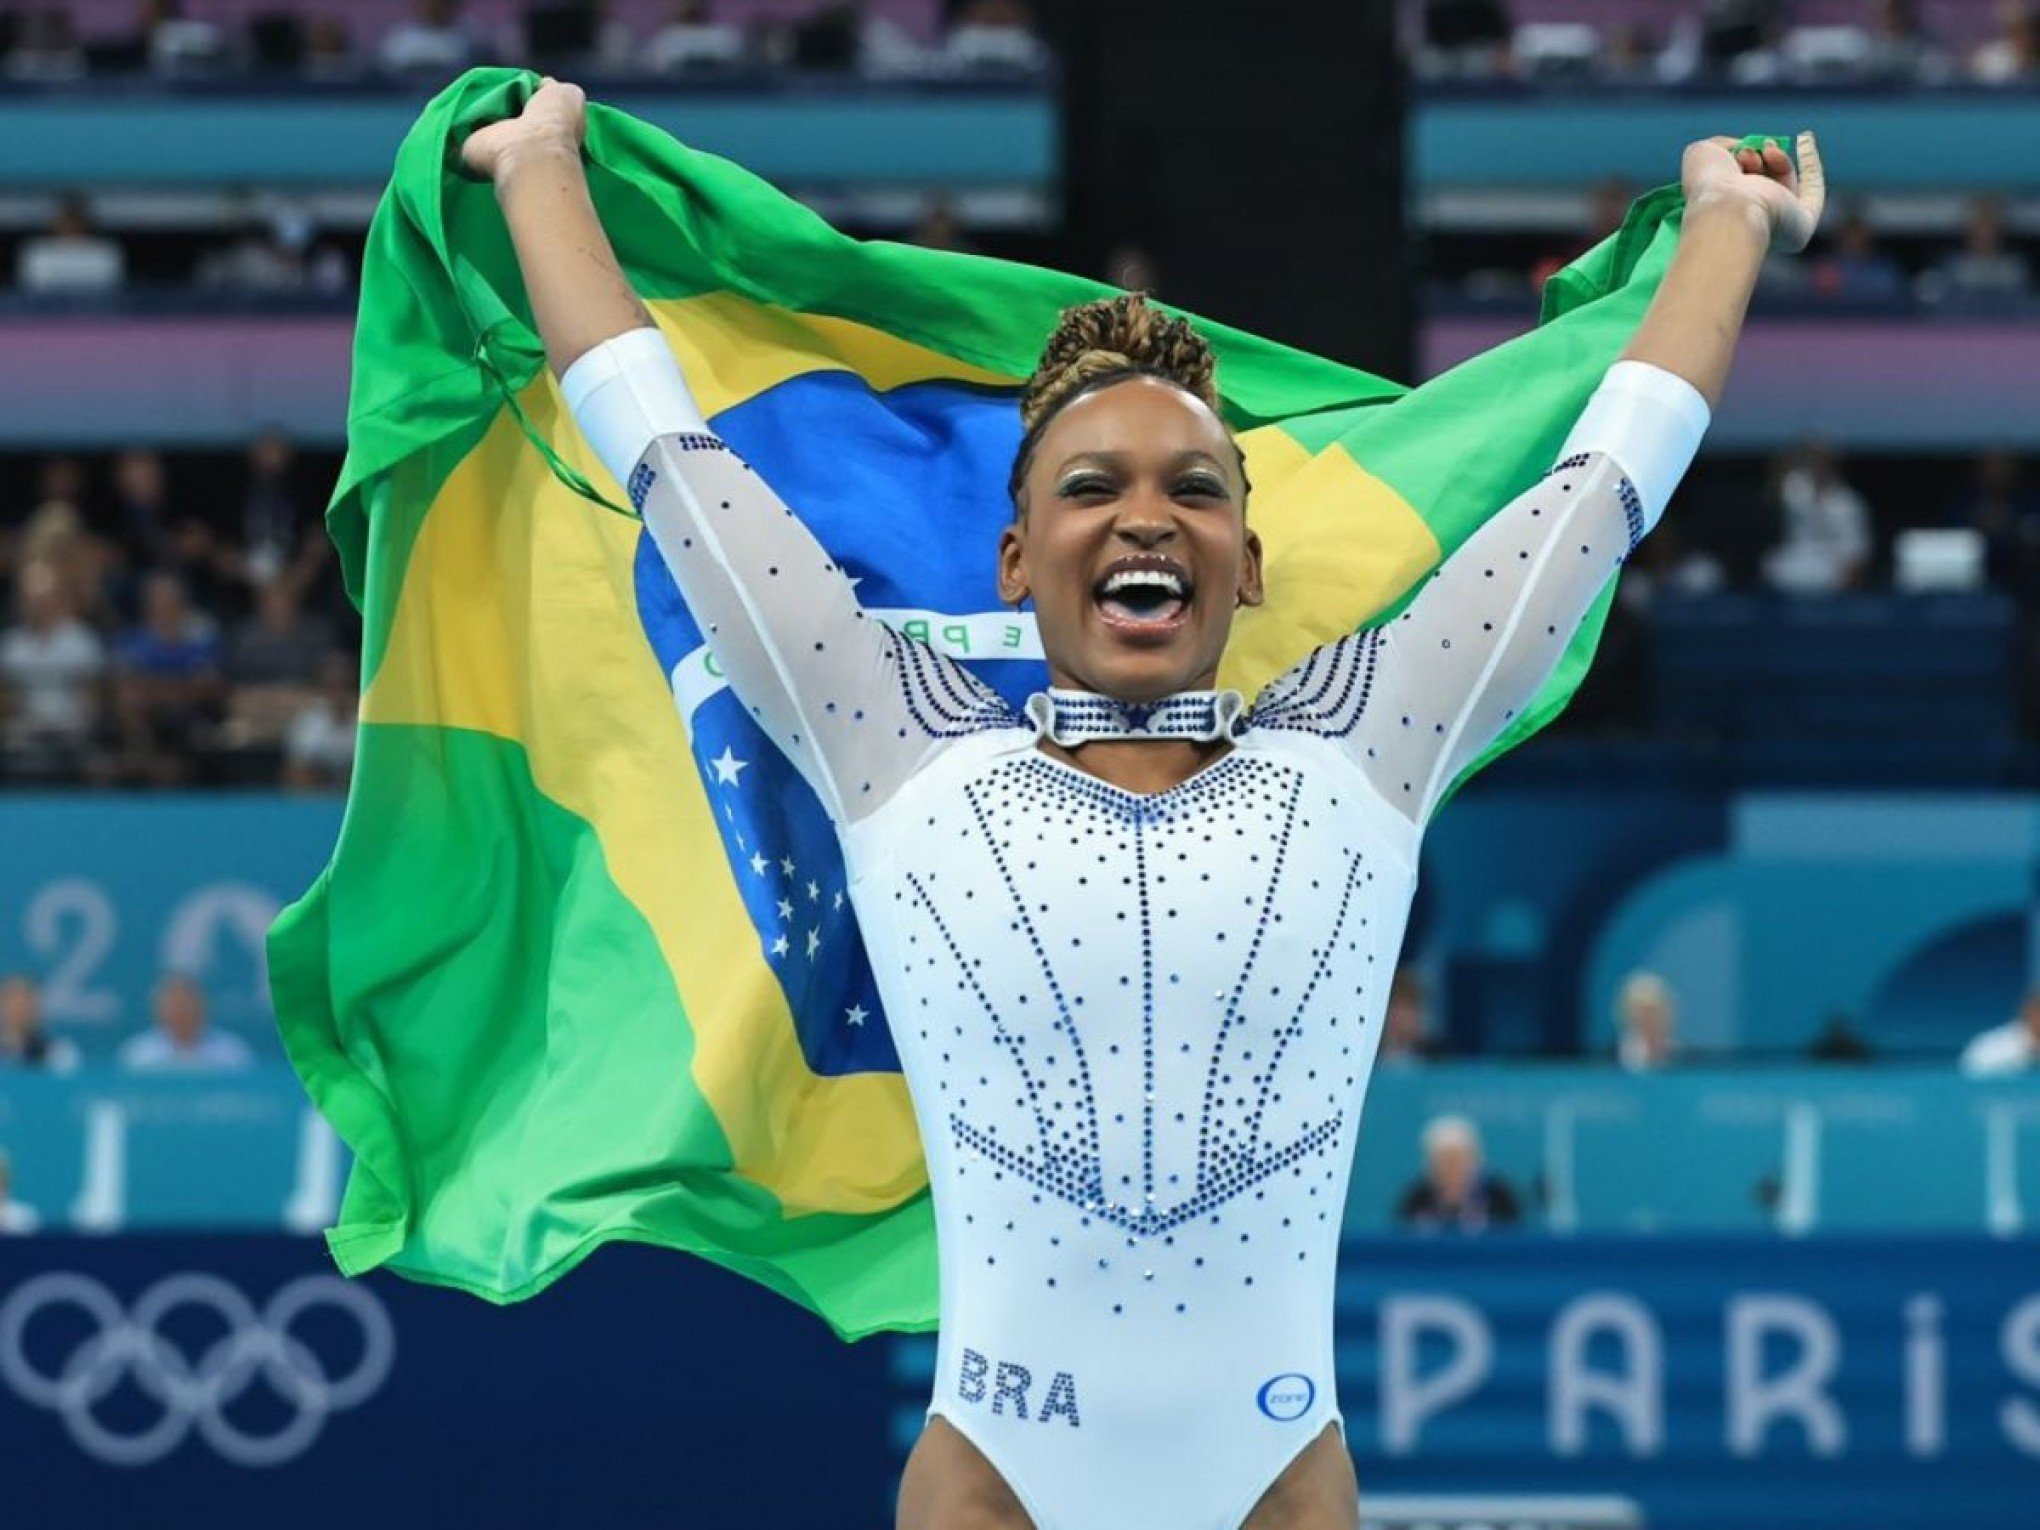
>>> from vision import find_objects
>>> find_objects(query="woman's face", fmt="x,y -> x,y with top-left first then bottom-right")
997,377 -> 1264,701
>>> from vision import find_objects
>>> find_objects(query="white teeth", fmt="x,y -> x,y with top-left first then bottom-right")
1100,569 -> 1186,597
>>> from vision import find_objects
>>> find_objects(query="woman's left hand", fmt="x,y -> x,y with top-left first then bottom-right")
1682,131 -> 1827,255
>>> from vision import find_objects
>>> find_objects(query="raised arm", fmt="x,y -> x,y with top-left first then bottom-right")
467,81 -> 1015,825
1258,133 -> 1826,829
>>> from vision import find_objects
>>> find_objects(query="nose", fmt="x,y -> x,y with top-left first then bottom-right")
1111,496 -> 1178,547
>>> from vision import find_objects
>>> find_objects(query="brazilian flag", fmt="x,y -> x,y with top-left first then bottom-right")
270,68 -> 1689,1339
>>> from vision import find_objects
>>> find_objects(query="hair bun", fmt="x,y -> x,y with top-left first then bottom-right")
1019,293 -> 1219,434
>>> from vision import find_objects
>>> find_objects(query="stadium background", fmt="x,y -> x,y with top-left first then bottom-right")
1,1 -> 2036,1525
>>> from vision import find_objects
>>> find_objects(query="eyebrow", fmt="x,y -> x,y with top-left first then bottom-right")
1054,450 -> 1228,476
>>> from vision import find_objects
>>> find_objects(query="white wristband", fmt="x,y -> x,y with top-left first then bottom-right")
559,325 -> 710,490
1557,359 -> 1711,533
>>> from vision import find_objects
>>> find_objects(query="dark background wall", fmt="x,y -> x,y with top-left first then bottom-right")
1035,0 -> 1411,381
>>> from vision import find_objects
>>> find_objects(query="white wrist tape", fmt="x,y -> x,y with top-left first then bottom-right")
559,325 -> 709,490
1557,359 -> 1711,533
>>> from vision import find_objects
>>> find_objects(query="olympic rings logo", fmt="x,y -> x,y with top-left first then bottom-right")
0,1271 -> 395,1468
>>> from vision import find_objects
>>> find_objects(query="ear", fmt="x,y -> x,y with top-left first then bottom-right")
996,519 -> 1030,606
1236,525 -> 1267,607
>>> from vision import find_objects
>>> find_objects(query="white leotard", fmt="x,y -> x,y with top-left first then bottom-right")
572,333 -> 1704,1529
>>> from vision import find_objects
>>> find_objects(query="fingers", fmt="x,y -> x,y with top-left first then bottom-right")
1795,129 -> 1828,227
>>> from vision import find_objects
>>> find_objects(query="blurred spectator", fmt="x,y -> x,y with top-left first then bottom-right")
15,192 -> 125,296
1419,0 -> 1513,77
1808,1013 -> 1874,1063
223,583 -> 329,760
646,0 -> 747,74
1662,0 -> 1783,84
1809,209 -> 1907,305
1949,449 -> 2040,590
379,0 -> 486,76
943,0 -> 1049,74
1104,242 -> 1161,296
100,446 -> 176,584
108,571 -> 223,786
1865,0 -> 1950,82
522,0 -> 637,73
1615,971 -> 1680,1071
117,974 -> 252,1073
1397,1116 -> 1521,1232
1532,178 -> 1632,290
0,1151 -> 40,1236
1379,968 -> 1448,1065
4,6 -> 87,81
18,499 -> 113,631
1971,0 -> 2039,83
906,195 -> 976,255
1618,520 -> 1726,612
0,975 -> 80,1075
1960,990 -> 2040,1077
196,203 -> 350,297
283,651 -> 359,791
235,428 -> 329,598
144,0 -> 229,76
1761,442 -> 1872,595
1919,197 -> 2032,308
1,560 -> 105,779
302,15 -> 363,81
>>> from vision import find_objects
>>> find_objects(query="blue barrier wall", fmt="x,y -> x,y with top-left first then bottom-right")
5,1066 -> 2039,1237
5,1234 -> 2030,1529
1,791 -> 2034,1061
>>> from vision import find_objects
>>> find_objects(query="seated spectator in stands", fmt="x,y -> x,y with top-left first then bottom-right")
1397,1116 -> 1521,1233
1615,970 -> 1680,1071
943,0 -> 1049,73
1918,196 -> 2033,308
906,195 -> 976,255
1418,0 -> 1512,78
1971,0 -> 2039,83
18,498 -> 114,632
0,975 -> 79,1075
1379,968 -> 1448,1066
1960,990 -> 2040,1077
379,0 -> 486,76
108,571 -> 222,786
118,974 -> 252,1073
1808,1012 -> 1874,1063
521,0 -> 636,72
1949,448 -> 2040,590
234,428 -> 331,600
196,203 -> 349,297
143,0 -> 228,76
1616,521 -> 1726,614
224,582 -> 330,756
646,0 -> 748,74
1761,441 -> 1872,595
1809,209 -> 1907,305
0,560 -> 105,779
1865,0 -> 1950,82
0,1151 -> 41,1236
303,15 -> 364,81
1661,0 -> 1783,84
283,651 -> 359,791
15,192 -> 124,296
4,6 -> 87,81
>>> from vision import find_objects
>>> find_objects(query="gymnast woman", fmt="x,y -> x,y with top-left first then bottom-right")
463,79 -> 1823,1530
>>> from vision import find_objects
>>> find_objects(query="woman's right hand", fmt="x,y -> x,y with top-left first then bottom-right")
462,76 -> 588,184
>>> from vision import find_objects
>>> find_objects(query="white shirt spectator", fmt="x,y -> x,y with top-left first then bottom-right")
1961,997 -> 2040,1076
1763,453 -> 1872,594
119,1027 -> 254,1074
17,232 -> 124,294
0,1198 -> 41,1235
1,617 -> 104,738
286,697 -> 357,780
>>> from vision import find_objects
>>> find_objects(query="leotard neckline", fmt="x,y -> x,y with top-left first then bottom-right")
1025,687 -> 1248,747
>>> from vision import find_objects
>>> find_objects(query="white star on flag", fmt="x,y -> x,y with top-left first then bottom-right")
710,746 -> 749,785
805,927 -> 821,957
780,856 -> 796,876
833,890 -> 844,910
771,933 -> 790,957
777,897 -> 793,920
845,1004 -> 869,1028
749,852 -> 769,876
806,880 -> 820,902
723,803 -> 734,822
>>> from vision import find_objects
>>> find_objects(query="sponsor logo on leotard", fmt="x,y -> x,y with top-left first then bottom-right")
958,1347 -> 1081,1427
1256,1372 -> 1316,1422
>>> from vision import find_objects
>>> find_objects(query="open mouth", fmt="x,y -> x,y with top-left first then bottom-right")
1092,558 -> 1193,635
